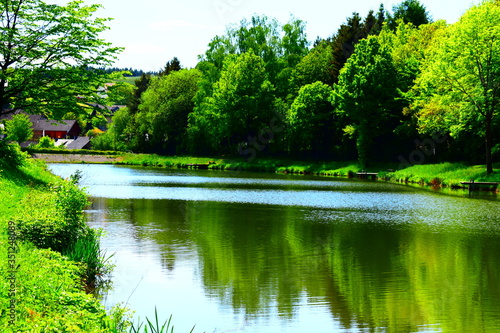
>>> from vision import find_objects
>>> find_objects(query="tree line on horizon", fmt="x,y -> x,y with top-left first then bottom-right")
92,0 -> 500,173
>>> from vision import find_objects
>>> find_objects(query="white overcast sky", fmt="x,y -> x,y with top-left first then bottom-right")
59,0 -> 478,71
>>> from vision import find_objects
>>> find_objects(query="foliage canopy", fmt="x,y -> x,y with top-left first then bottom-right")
0,0 -> 122,118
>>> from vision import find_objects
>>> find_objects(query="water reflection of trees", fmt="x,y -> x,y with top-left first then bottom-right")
92,197 -> 500,331
186,203 -> 500,331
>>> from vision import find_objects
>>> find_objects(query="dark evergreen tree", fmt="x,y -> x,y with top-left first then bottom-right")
328,8 -> 386,84
159,57 -> 182,77
128,73 -> 151,114
387,0 -> 432,29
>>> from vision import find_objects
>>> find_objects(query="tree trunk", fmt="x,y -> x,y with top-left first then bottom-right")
485,112 -> 493,175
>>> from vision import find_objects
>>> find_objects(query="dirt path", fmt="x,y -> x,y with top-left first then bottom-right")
32,153 -> 122,164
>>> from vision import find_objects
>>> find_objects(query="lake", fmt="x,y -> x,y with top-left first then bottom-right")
49,163 -> 500,332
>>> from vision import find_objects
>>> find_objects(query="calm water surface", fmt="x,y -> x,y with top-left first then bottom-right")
49,164 -> 500,333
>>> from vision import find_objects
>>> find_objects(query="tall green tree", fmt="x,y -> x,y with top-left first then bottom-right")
335,37 -> 399,167
287,82 -> 336,158
328,8 -> 386,84
189,51 -> 275,154
0,0 -> 122,118
387,0 -> 432,30
200,15 -> 308,99
291,40 -> 335,91
412,0 -> 500,174
377,21 -> 447,141
138,69 -> 201,154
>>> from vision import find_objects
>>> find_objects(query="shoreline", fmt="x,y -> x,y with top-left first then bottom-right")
32,153 -> 500,194
31,153 -> 122,164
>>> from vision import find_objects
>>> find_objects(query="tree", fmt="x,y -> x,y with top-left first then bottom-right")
412,0 -> 500,174
200,15 -> 308,98
159,57 -> 182,77
377,21 -> 447,141
335,37 -> 399,167
4,113 -> 33,143
189,51 -> 275,154
387,0 -> 431,29
0,0 -> 121,118
291,40 -> 334,92
90,106 -> 131,151
287,82 -> 336,158
128,73 -> 152,114
328,8 -> 386,84
138,69 -> 201,154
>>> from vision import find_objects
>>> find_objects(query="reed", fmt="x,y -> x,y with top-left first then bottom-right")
130,308 -> 195,333
63,228 -> 114,288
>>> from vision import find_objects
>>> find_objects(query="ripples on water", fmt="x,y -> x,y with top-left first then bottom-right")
49,164 -> 500,333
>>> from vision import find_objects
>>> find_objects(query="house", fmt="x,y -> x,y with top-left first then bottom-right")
1,111 -> 83,140
65,136 -> 91,150
29,115 -> 82,139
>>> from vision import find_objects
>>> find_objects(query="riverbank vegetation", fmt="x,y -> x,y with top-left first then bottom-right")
91,0 -> 499,176
113,153 -> 500,189
0,143 -> 131,332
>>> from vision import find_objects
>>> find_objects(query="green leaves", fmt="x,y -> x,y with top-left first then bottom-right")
287,81 -> 335,156
335,37 -> 399,166
411,0 -> 500,173
4,113 -> 33,143
0,0 -> 122,118
190,51 -> 275,154
138,69 -> 201,154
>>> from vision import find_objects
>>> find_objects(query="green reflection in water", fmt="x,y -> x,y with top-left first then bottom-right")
90,193 -> 500,332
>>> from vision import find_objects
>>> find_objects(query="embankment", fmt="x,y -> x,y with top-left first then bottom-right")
0,146 -> 129,332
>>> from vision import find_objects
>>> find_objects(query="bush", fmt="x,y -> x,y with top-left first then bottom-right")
35,136 -> 56,148
4,113 -> 33,143
16,215 -> 74,253
0,141 -> 28,168
17,178 -> 89,253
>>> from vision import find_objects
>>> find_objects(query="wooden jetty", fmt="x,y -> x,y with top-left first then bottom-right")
185,162 -> 215,170
356,172 -> 379,180
460,181 -> 499,192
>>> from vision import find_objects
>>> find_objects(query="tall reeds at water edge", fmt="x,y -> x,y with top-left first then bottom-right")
62,228 -> 114,291
130,308 -> 196,333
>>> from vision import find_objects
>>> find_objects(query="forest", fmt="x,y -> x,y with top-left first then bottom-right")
92,0 -> 500,173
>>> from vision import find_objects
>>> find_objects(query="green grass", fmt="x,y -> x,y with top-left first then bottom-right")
0,154 -> 131,332
115,153 -> 500,190
130,309 -> 195,333
387,162 -> 500,187
117,153 -> 365,174
62,229 -> 114,291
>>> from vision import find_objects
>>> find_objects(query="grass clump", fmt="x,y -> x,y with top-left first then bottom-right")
130,308 -> 195,333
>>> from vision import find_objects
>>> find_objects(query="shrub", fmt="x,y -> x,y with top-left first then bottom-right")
16,178 -> 89,253
0,141 -> 28,168
53,180 -> 89,230
4,113 -> 33,143
35,136 -> 56,148
16,215 -> 73,253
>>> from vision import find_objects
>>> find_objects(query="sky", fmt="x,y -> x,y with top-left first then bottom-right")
59,0 -> 479,72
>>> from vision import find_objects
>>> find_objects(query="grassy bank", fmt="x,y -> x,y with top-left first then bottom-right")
116,153 -> 368,175
385,162 -> 500,187
0,144 -> 130,332
114,153 -> 500,189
